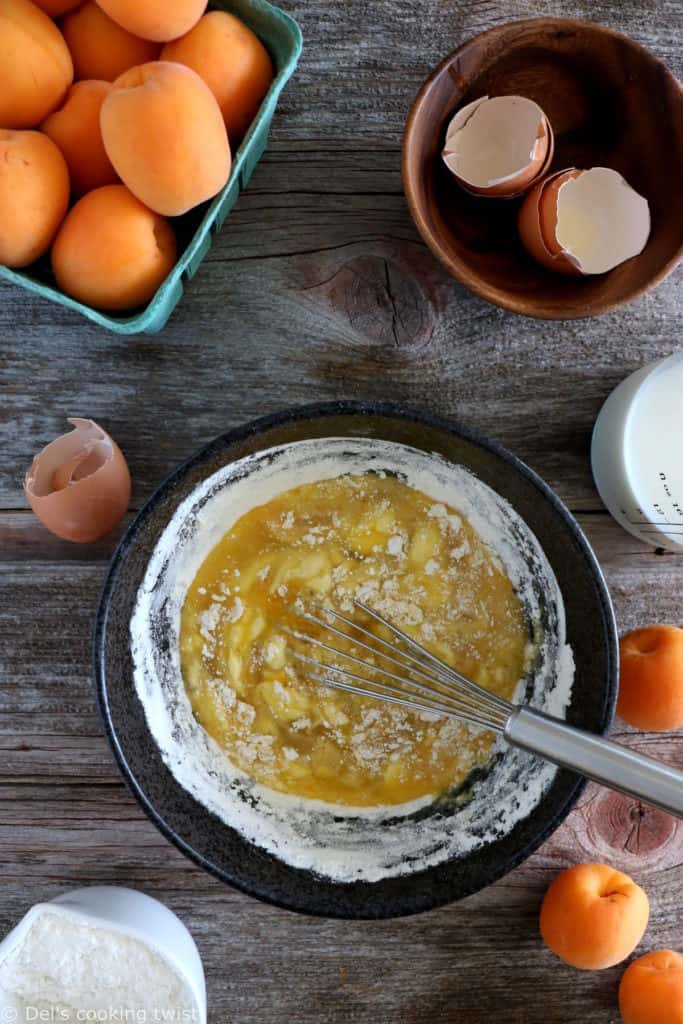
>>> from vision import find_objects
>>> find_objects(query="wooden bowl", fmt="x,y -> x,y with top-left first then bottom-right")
402,18 -> 683,319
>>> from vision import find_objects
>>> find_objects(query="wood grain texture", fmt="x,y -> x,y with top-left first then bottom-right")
1,513 -> 681,1022
0,1 -> 681,1021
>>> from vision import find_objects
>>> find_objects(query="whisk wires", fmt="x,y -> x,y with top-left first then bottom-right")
281,599 -> 514,733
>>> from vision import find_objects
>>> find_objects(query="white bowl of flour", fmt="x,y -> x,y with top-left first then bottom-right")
0,886 -> 206,1023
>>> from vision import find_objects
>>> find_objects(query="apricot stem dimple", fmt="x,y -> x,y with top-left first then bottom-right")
152,219 -> 172,255
633,639 -> 660,654
619,948 -> 683,1021
541,864 -> 650,969
121,67 -> 152,89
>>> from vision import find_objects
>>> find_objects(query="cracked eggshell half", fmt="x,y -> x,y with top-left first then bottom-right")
442,95 -> 554,199
25,418 -> 131,542
518,166 -> 651,275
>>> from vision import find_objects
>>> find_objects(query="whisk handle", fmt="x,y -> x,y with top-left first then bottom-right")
505,707 -> 683,819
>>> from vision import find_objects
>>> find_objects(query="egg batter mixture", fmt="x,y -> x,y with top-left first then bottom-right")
180,474 -> 530,807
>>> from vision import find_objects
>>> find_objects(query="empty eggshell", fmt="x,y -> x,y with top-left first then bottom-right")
25,418 -> 131,542
518,166 -> 651,275
442,95 -> 554,198
518,168 -> 583,274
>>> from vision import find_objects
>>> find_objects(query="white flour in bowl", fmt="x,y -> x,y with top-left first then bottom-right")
0,910 -> 197,1021
131,438 -> 575,883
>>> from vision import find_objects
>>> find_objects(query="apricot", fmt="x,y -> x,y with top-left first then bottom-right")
42,81 -> 119,196
618,626 -> 683,731
60,2 -> 160,82
619,950 -> 683,1024
101,62 -> 231,216
93,0 -> 207,42
51,185 -> 176,310
0,131 -> 70,268
161,11 -> 274,143
32,0 -> 80,15
0,0 -> 73,128
540,863 -> 649,970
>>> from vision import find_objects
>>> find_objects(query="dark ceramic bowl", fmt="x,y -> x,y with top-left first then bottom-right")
95,403 -> 618,918
402,18 -> 683,319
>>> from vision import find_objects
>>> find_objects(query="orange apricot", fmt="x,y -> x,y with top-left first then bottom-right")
51,185 -> 176,310
540,863 -> 649,970
93,0 -> 207,42
42,81 -> 119,195
618,626 -> 683,731
161,11 -> 274,143
32,0 -> 80,15
619,949 -> 683,1024
0,0 -> 73,128
101,62 -> 231,216
60,2 -> 160,82
0,130 -> 70,268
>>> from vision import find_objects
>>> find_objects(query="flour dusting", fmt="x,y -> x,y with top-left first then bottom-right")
130,438 -> 575,883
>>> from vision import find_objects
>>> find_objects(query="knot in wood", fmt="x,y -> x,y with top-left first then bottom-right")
587,791 -> 677,858
309,255 -> 434,354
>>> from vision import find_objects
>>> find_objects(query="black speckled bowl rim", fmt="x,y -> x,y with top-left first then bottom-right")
94,401 -> 618,919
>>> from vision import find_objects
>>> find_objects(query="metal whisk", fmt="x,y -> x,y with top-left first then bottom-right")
284,600 -> 683,819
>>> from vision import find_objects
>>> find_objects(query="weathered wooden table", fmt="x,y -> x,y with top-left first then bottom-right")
1,1 -> 681,1021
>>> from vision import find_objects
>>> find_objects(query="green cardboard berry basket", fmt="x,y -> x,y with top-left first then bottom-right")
0,0 -> 302,334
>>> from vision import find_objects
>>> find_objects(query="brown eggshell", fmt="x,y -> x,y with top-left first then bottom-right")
24,418 -> 131,542
466,117 -> 553,199
443,95 -> 555,199
518,168 -> 583,274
